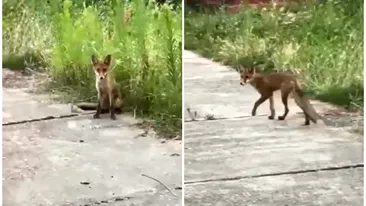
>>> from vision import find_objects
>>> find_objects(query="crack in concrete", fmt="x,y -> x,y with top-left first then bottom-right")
184,163 -> 364,185
80,196 -> 132,206
60,196 -> 133,206
3,114 -> 81,126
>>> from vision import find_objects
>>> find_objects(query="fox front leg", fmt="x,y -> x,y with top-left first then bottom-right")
268,95 -> 275,120
109,93 -> 116,120
93,100 -> 102,119
252,94 -> 271,116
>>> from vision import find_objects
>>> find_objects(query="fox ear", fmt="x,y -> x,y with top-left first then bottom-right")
237,65 -> 243,73
104,54 -> 112,66
249,67 -> 259,74
91,55 -> 98,65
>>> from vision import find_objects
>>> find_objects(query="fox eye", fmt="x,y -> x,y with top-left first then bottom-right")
96,68 -> 100,72
102,68 -> 107,72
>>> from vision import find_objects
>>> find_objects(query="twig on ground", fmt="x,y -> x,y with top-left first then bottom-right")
132,131 -> 148,139
186,108 -> 197,121
141,174 -> 178,197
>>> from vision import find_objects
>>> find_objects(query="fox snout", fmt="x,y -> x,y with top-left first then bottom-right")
95,73 -> 106,80
240,79 -> 246,86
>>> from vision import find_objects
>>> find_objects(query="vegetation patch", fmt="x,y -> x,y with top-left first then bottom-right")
3,0 -> 182,137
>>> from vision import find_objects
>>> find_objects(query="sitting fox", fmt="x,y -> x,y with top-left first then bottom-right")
76,54 -> 123,120
238,66 -> 321,125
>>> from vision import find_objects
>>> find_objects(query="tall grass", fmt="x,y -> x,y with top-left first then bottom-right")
3,0 -> 182,136
3,0 -> 52,69
185,0 -> 363,110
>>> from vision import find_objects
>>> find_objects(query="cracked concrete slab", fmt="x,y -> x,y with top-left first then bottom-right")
185,168 -> 363,206
3,88 -> 74,124
183,50 -> 363,205
184,117 -> 362,182
2,72 -> 182,206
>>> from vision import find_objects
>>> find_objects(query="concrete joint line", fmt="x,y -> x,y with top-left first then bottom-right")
3,114 -> 80,126
185,164 -> 364,185
184,114 -> 268,122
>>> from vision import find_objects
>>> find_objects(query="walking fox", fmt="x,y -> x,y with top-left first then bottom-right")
76,54 -> 123,120
238,67 -> 321,125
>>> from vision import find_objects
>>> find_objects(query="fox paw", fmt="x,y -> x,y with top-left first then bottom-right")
111,115 -> 116,120
93,114 -> 100,119
278,116 -> 285,120
268,116 -> 274,120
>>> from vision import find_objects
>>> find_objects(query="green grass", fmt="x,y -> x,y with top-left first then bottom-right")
3,0 -> 182,137
185,1 -> 363,111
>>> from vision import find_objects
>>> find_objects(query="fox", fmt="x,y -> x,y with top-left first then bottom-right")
76,54 -> 123,120
238,66 -> 321,125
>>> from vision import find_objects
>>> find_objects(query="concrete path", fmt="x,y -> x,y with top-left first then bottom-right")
183,50 -> 363,206
2,70 -> 182,206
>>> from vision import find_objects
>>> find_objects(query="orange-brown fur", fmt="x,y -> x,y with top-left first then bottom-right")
239,67 -> 320,125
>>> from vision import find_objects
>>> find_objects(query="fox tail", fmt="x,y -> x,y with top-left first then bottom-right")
290,81 -> 321,124
75,102 -> 98,110
75,98 -> 123,111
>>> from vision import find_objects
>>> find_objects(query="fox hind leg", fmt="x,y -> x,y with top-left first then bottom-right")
294,94 -> 317,125
303,112 -> 310,125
